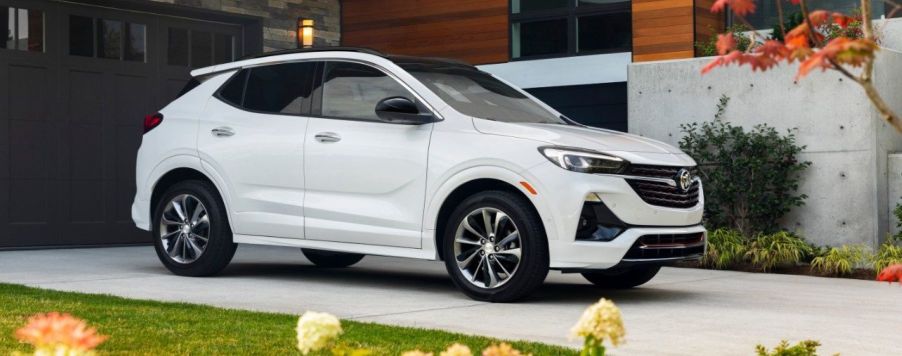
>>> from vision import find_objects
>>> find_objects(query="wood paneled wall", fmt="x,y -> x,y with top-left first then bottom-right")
341,0 -> 509,65
632,0 -> 695,61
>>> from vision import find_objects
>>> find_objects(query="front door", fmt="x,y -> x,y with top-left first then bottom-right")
198,61 -> 316,239
303,61 -> 432,248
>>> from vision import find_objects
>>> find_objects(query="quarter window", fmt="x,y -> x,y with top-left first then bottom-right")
218,70 -> 247,106
2,7 -> 44,52
321,62 -> 415,121
510,0 -> 631,60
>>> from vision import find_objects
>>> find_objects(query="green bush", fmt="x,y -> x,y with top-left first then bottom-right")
873,241 -> 902,273
695,24 -> 753,56
702,228 -> 747,269
810,245 -> 871,276
745,231 -> 813,272
755,340 -> 821,356
680,96 -> 810,236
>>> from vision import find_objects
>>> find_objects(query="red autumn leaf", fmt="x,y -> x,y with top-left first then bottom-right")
785,23 -> 811,49
756,40 -> 791,59
790,0 -> 801,4
832,12 -> 855,28
877,264 -> 902,284
808,10 -> 830,26
716,33 -> 737,55
797,37 -> 877,79
701,50 -> 743,74
710,0 -> 756,16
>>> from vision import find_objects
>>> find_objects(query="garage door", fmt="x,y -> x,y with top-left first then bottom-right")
0,0 -> 259,248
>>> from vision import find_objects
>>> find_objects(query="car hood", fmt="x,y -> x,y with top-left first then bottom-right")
472,119 -> 696,166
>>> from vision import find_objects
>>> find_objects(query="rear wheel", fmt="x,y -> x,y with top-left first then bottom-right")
301,249 -> 364,268
442,190 -> 549,302
152,180 -> 236,276
581,265 -> 661,289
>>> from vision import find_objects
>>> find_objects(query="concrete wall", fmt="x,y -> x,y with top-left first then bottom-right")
877,18 -> 902,52
888,154 -> 902,237
146,0 -> 341,50
628,49 -> 902,248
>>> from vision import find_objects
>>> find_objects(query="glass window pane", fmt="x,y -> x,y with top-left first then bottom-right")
167,27 -> 188,66
97,19 -> 122,59
213,33 -> 234,64
244,62 -> 316,115
3,8 -> 12,49
578,12 -> 631,52
124,23 -> 146,62
322,62 -> 414,121
191,30 -> 212,68
511,0 -> 568,13
218,70 -> 247,106
24,9 -> 43,52
512,19 -> 567,58
69,15 -> 94,57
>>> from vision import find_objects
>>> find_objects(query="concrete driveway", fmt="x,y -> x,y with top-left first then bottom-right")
0,245 -> 899,355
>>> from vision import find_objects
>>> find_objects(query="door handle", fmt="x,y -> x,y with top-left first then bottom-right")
314,132 -> 341,143
211,127 -> 234,137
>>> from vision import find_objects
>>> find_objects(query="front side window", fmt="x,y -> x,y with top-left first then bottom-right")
321,61 -> 415,121
511,0 -> 631,60
401,63 -> 565,124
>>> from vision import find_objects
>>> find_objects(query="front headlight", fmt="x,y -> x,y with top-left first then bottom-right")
539,146 -> 628,174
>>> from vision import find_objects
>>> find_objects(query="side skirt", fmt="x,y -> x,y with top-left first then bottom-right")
233,234 -> 438,260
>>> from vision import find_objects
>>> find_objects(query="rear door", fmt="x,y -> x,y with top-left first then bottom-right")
197,62 -> 316,239
303,60 -> 433,248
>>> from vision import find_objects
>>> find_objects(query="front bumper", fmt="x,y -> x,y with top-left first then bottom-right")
523,161 -> 705,269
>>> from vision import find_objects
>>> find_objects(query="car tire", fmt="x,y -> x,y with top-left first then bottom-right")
442,190 -> 549,302
302,249 -> 365,268
581,265 -> 661,289
152,180 -> 236,277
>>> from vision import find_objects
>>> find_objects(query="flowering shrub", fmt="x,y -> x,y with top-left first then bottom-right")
14,312 -> 107,356
570,298 -> 624,356
296,311 -> 343,355
755,340 -> 821,356
877,263 -> 902,283
481,343 -> 527,356
441,344 -> 473,356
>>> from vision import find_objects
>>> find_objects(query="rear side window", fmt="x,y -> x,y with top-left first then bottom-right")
244,62 -> 316,114
321,61 -> 415,121
216,62 -> 316,115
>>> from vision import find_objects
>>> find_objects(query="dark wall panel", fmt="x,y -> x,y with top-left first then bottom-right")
526,82 -> 628,132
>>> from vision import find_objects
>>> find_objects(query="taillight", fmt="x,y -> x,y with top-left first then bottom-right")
144,113 -> 163,134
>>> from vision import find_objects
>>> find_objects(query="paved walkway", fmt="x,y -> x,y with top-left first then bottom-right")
1,245 -> 899,355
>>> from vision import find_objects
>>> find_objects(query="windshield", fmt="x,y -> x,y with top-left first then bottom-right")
400,64 -> 566,124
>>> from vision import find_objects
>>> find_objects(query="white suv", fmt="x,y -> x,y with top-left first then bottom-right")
132,48 -> 705,302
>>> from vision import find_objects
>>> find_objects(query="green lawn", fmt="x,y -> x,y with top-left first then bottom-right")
0,283 -> 576,355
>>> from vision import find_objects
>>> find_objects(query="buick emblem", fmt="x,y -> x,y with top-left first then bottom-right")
676,169 -> 692,192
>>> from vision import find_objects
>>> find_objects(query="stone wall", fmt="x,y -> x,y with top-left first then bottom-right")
147,0 -> 341,51
627,49 -> 902,249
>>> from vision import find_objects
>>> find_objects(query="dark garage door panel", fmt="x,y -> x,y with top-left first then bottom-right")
526,82 -> 628,132
0,0 -> 255,248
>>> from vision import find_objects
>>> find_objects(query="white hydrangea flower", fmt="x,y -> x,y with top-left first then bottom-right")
296,311 -> 343,355
440,343 -> 472,356
570,298 -> 625,347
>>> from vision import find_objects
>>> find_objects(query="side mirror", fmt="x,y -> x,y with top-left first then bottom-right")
374,97 -> 436,125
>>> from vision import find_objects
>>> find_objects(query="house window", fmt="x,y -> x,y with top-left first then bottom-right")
511,0 -> 631,60
69,15 -> 146,62
167,27 -> 235,68
1,7 -> 44,52
734,0 -> 890,29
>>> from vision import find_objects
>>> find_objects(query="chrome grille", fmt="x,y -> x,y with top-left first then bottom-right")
623,232 -> 705,260
624,165 -> 700,209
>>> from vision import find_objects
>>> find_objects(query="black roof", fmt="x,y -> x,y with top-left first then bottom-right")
243,47 -> 475,68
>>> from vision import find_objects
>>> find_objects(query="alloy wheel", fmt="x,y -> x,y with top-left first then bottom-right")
453,207 -> 522,289
159,194 -> 210,264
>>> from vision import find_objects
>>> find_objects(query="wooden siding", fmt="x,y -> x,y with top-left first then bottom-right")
632,0 -> 695,62
341,0 -> 509,65
693,0 -> 725,56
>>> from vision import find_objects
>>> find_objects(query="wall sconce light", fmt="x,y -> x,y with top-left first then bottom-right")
298,18 -> 314,48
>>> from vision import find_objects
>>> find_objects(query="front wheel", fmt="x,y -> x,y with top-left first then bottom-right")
442,190 -> 549,302
581,265 -> 661,289
152,180 -> 236,277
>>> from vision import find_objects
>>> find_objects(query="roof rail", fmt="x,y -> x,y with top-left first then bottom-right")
243,47 -> 386,60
